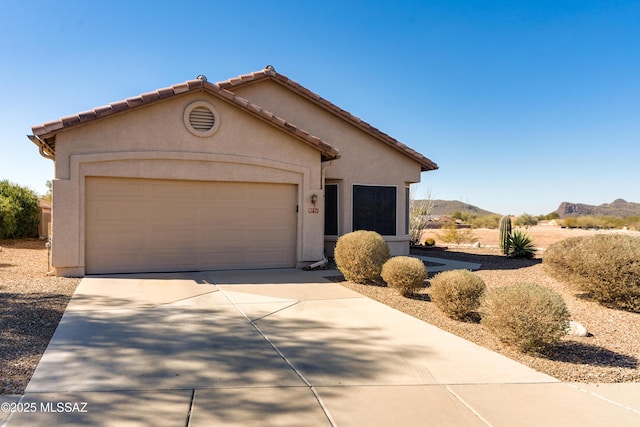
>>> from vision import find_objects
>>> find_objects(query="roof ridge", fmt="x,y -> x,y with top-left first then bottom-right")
217,68 -> 437,171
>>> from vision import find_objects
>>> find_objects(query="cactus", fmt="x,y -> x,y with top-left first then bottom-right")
499,215 -> 512,255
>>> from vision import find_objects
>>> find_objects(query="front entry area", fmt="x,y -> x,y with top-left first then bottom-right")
84,177 -> 297,274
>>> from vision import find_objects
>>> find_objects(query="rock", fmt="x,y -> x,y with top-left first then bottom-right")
566,320 -> 588,337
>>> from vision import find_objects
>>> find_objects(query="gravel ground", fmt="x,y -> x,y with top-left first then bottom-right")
0,239 -> 80,394
340,246 -> 640,383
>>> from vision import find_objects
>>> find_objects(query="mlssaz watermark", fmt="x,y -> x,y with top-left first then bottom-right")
1,401 -> 88,413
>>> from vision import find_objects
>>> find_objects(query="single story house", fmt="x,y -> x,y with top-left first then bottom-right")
28,66 -> 437,277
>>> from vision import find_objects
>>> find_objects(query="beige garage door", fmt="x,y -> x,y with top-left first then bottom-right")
85,177 -> 297,274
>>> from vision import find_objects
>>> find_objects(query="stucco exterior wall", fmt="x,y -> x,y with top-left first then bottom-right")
51,92 -> 326,276
233,81 -> 424,255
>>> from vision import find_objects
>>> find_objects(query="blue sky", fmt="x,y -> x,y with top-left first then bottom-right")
1,0 -> 638,215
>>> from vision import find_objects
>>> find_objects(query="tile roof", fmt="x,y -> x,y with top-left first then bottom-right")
30,67 -> 437,171
218,67 -> 438,171
30,79 -> 339,162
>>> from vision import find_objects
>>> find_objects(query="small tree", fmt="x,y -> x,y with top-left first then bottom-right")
0,180 -> 40,238
42,180 -> 53,202
408,186 -> 433,245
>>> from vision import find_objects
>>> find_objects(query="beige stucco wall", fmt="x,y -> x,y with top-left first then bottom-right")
51,91 -> 326,276
233,81 -> 424,255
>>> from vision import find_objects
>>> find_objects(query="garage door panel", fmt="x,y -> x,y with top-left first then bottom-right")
90,201 -> 146,222
85,177 -> 297,274
90,180 -> 145,200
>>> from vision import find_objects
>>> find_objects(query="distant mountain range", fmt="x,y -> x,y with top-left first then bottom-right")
554,199 -> 640,218
413,198 -> 640,218
414,199 -> 497,217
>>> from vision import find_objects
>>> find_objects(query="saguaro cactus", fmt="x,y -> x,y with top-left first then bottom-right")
499,215 -> 512,255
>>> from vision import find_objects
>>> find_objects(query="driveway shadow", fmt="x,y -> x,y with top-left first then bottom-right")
26,291 -> 427,395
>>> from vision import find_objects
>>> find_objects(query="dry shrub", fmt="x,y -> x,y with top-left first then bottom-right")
543,234 -> 640,312
429,270 -> 486,320
481,283 -> 569,353
334,230 -> 390,284
381,256 -> 427,296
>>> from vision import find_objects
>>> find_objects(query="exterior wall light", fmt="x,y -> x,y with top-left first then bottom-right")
311,194 -> 318,205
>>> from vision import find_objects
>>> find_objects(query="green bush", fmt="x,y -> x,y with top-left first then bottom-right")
543,235 -> 640,312
0,180 -> 39,238
381,256 -> 427,296
507,230 -> 536,259
334,230 -> 390,284
423,237 -> 435,246
429,270 -> 486,320
480,283 -> 569,353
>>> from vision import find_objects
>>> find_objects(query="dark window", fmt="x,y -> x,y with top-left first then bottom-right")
405,187 -> 410,235
324,184 -> 338,235
352,185 -> 396,235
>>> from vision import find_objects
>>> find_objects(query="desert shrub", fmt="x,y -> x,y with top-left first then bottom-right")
480,283 -> 569,353
334,230 -> 390,284
429,270 -> 486,320
514,213 -> 538,228
381,256 -> 427,296
423,237 -> 435,246
0,180 -> 39,238
469,214 -> 501,229
438,226 -> 478,245
507,230 -> 536,259
543,235 -> 640,311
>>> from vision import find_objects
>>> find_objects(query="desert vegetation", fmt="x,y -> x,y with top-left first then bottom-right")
0,180 -> 40,239
544,235 -> 640,312
429,270 -> 486,320
334,230 -> 390,284
480,283 -> 570,353
560,215 -> 640,230
381,256 -> 427,296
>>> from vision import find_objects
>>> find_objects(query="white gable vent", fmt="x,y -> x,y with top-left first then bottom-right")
184,101 -> 220,137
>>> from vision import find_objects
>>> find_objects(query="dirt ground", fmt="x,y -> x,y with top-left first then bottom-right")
421,223 -> 640,249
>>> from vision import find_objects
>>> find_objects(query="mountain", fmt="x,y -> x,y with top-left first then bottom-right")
555,199 -> 640,218
414,199 -> 497,217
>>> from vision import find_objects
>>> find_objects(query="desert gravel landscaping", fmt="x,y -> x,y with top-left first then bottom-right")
342,226 -> 640,384
0,239 -> 80,394
1,226 -> 639,395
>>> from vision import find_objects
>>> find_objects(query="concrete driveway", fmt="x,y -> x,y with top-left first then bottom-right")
3,267 -> 639,426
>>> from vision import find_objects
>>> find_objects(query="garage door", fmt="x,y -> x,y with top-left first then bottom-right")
85,177 -> 297,274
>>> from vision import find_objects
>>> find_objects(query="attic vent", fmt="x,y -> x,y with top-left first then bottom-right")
190,107 -> 215,130
183,101 -> 220,137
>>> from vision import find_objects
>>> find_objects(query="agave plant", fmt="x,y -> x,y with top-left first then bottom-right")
507,230 -> 536,259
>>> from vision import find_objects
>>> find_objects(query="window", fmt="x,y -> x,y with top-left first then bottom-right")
405,187 -> 410,235
352,185 -> 396,236
324,184 -> 339,235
